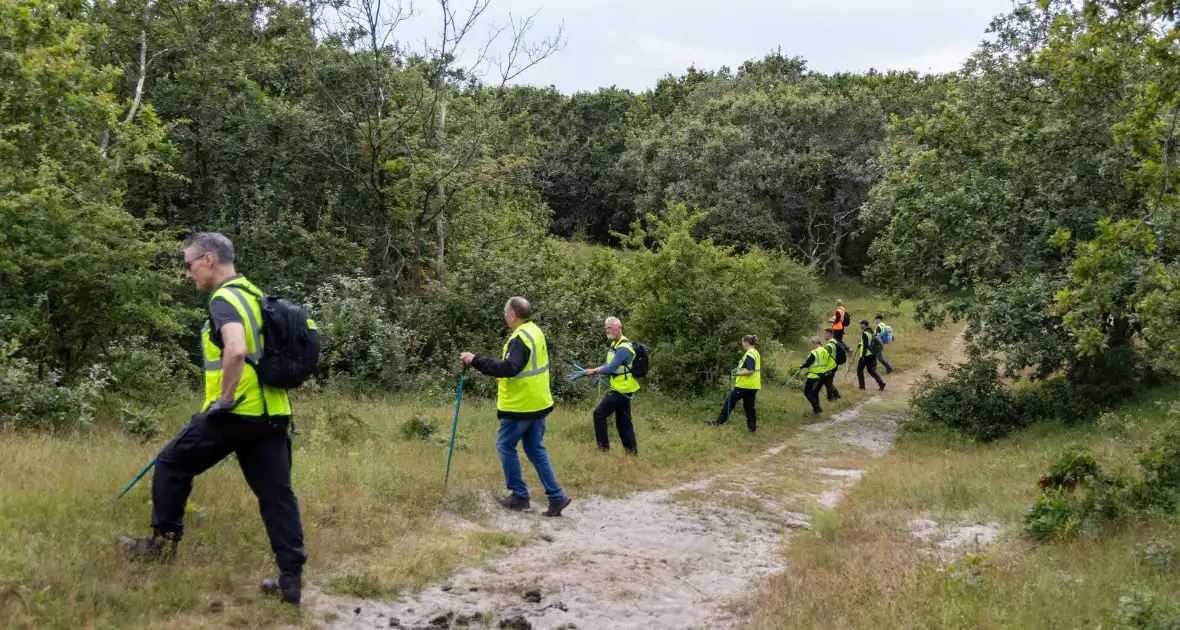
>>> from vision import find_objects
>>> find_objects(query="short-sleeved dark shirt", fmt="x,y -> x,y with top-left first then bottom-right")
207,276 -> 246,348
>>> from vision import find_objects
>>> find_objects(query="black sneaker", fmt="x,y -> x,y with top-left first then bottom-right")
879,383 -> 886,392
116,529 -> 179,562
496,494 -> 530,511
542,497 -> 572,518
260,571 -> 302,606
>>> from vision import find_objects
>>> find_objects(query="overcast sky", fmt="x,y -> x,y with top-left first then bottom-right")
386,0 -> 1017,93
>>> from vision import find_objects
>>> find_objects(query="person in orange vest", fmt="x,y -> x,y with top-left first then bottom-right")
829,300 -> 849,342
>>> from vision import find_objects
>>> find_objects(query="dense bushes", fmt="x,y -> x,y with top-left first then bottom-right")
1024,431 -> 1180,542
910,346 -> 1145,441
623,204 -> 819,392
418,197 -> 819,397
303,275 -> 412,390
0,341 -> 111,430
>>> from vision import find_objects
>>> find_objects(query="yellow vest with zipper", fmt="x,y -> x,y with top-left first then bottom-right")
607,337 -> 640,394
497,321 -> 554,413
734,348 -> 761,390
201,276 -> 291,417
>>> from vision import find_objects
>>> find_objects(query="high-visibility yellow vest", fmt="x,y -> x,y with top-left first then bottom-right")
824,340 -> 841,369
861,329 -> 875,357
734,348 -> 761,390
201,276 -> 291,417
607,337 -> 640,394
807,346 -> 836,379
497,321 -> 554,413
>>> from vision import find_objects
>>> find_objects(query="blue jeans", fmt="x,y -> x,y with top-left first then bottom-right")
496,417 -> 567,501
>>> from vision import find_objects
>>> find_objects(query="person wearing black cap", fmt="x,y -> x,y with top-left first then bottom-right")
857,319 -> 886,392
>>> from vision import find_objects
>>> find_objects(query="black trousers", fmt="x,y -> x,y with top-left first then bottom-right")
877,347 -> 894,373
717,387 -> 758,431
822,369 -> 841,400
593,390 -> 637,453
151,413 -> 307,574
858,355 -> 886,390
833,328 -> 845,343
803,377 -> 824,412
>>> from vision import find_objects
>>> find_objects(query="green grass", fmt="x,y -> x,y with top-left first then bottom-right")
746,389 -> 1180,630
0,282 -> 934,629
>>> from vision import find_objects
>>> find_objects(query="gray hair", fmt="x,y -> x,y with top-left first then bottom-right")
183,232 -> 235,265
810,335 -> 822,345
836,299 -> 843,306
505,296 -> 532,320
605,316 -> 622,328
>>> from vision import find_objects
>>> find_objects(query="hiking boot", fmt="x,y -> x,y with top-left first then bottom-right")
116,529 -> 179,562
879,383 -> 887,392
496,494 -> 530,511
542,497 -> 572,518
624,449 -> 638,456
706,420 -> 723,426
260,571 -> 302,606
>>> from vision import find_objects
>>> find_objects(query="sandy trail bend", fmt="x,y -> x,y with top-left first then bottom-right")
314,337 -> 960,630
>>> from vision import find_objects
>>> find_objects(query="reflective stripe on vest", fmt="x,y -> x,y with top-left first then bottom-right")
861,330 -> 874,357
824,340 -> 839,366
807,346 -> 835,379
497,321 -> 554,413
201,277 -> 291,417
607,337 -> 640,394
734,348 -> 761,390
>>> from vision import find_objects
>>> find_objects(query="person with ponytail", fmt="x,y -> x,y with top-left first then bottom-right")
708,334 -> 761,433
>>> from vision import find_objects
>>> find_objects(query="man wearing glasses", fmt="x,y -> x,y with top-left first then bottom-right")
118,232 -> 306,606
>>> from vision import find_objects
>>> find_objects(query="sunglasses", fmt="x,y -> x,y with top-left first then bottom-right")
183,252 -> 209,272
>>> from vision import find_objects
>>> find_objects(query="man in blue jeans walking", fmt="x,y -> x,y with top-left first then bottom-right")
460,296 -> 572,517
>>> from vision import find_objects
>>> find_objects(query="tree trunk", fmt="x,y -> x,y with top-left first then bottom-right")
433,93 -> 448,281
826,225 -> 844,276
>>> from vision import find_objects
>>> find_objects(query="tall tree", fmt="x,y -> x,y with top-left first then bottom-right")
0,0 -> 184,377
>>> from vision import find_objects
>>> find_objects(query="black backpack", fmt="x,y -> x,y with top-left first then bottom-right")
869,332 -> 884,356
842,310 -> 852,327
629,342 -> 650,378
235,286 -> 321,389
830,340 -> 848,366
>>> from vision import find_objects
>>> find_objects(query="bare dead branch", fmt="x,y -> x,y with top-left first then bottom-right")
494,10 -> 565,89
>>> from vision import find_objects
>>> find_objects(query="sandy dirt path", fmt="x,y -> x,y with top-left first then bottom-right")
312,335 -> 963,630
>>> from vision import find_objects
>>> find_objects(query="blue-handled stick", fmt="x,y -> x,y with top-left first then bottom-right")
777,368 -> 804,394
723,373 -> 735,424
112,459 -> 155,502
562,358 -> 609,387
444,370 -> 466,489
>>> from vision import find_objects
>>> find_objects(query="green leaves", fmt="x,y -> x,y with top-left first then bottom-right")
0,0 -> 186,383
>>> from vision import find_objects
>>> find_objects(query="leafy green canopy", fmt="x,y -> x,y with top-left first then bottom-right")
867,0 -> 1179,378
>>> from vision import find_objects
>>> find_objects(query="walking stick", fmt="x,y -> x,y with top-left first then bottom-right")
723,372 -> 735,424
846,344 -> 861,382
112,459 -> 156,502
562,358 -> 609,387
778,368 -> 803,394
444,368 -> 467,489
